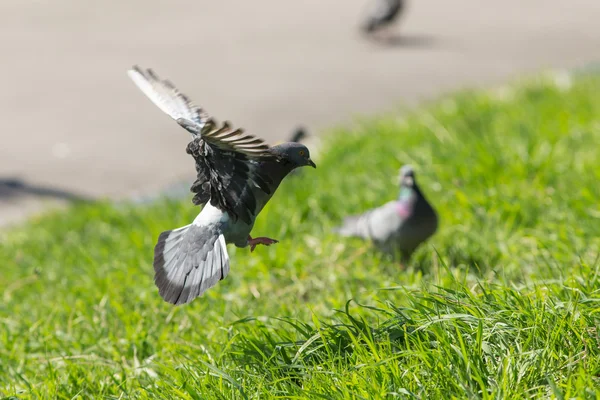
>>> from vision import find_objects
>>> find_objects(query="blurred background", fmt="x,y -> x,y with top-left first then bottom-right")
1,0 -> 599,226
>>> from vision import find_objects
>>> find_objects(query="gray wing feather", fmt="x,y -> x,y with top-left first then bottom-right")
127,65 -> 209,135
153,224 -> 230,305
334,201 -> 402,242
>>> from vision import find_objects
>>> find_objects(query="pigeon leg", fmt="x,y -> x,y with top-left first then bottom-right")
398,252 -> 412,271
247,235 -> 279,252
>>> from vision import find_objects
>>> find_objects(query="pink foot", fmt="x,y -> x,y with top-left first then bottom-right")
247,236 -> 279,252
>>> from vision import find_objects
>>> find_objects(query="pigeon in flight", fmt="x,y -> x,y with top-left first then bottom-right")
361,0 -> 405,35
128,66 -> 316,305
334,165 -> 437,263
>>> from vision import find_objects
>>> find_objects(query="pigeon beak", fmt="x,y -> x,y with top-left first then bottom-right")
307,159 -> 316,168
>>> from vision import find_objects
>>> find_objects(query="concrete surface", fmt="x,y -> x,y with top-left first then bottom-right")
1,0 -> 599,225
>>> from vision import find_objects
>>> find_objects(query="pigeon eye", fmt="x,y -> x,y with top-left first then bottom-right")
299,150 -> 305,157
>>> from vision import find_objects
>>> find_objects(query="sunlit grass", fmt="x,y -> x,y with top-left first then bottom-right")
1,72 -> 600,398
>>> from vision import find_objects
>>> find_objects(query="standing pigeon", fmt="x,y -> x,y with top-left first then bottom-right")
289,127 -> 308,144
334,165 -> 437,263
127,66 -> 316,305
361,0 -> 405,35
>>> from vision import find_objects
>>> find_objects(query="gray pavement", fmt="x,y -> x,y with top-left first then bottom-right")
1,0 -> 600,226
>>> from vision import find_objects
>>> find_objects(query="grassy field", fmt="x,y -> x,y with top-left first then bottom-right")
2,72 -> 600,399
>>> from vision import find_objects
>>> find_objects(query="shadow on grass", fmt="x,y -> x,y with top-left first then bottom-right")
0,177 -> 93,202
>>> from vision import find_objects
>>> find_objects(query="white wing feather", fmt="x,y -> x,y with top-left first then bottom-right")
127,65 -> 209,134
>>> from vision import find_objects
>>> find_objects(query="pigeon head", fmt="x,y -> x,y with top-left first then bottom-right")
273,142 -> 316,169
398,165 -> 416,188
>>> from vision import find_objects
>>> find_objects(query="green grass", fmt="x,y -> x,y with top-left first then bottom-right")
2,71 -> 600,399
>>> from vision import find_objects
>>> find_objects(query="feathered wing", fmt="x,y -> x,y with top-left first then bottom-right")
128,66 -> 277,224
186,129 -> 275,225
127,65 -> 209,134
334,201 -> 403,242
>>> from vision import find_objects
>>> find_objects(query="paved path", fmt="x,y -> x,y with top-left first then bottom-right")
1,0 -> 599,225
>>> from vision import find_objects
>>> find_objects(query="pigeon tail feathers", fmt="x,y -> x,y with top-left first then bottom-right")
153,224 -> 230,305
333,212 -> 374,239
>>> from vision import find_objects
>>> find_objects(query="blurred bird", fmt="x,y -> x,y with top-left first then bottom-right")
289,127 -> 308,143
128,66 -> 316,305
334,165 -> 438,264
361,0 -> 405,36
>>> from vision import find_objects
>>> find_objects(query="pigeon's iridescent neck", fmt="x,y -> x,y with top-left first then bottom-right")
395,201 -> 411,218
396,186 -> 414,217
398,186 -> 413,202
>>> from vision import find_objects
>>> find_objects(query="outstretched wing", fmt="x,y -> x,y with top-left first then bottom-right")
127,65 -> 209,135
128,66 -> 276,224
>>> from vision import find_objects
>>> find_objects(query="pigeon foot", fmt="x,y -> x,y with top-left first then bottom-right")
248,236 -> 279,252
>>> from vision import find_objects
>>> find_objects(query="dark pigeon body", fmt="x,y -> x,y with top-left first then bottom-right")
362,0 -> 405,33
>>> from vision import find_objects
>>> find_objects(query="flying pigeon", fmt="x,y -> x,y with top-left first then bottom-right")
361,0 -> 405,35
334,165 -> 438,263
127,66 -> 316,305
